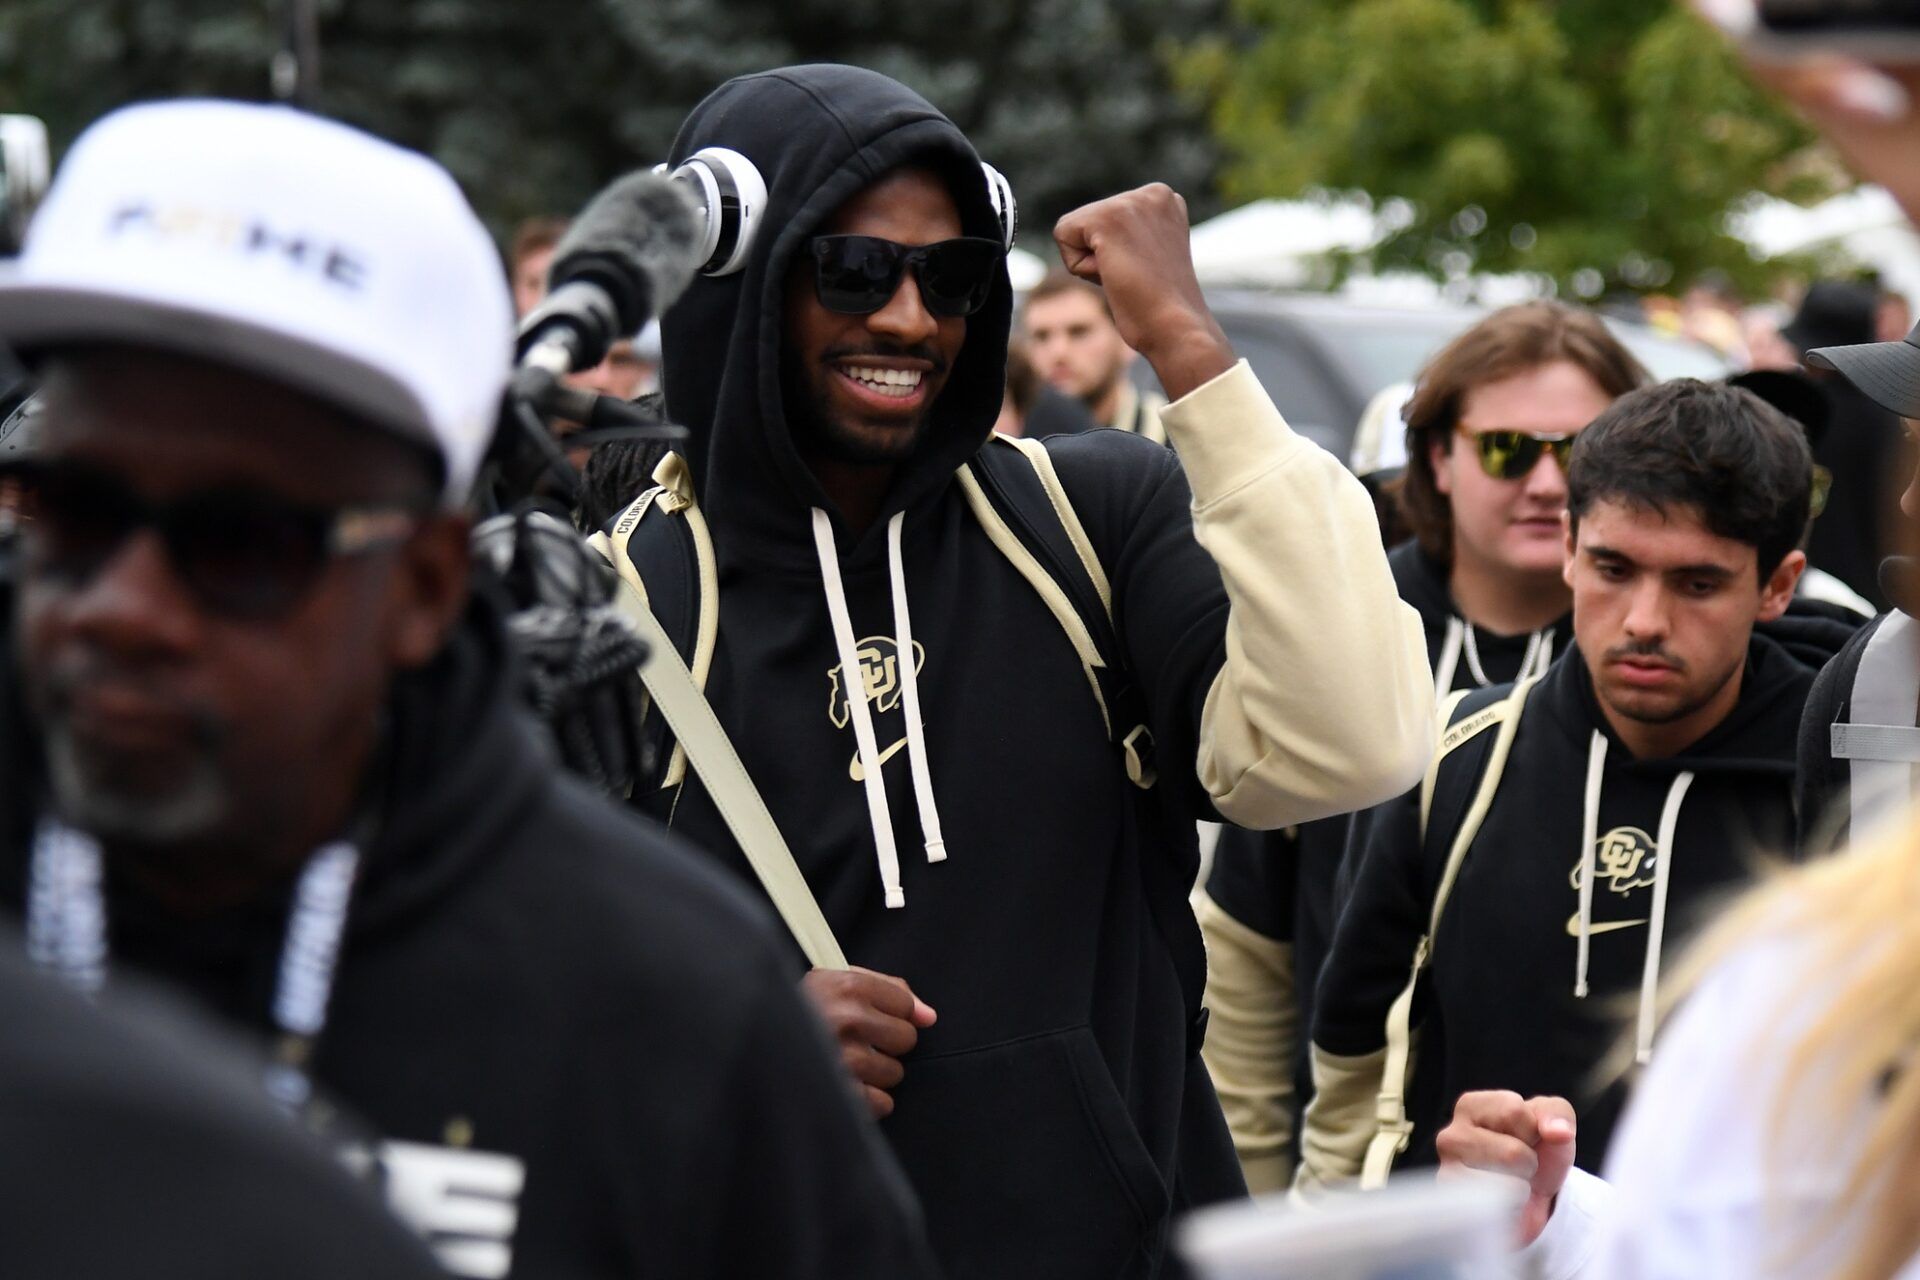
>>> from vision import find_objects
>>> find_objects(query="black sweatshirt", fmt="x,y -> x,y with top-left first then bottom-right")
1201,541 -> 1572,1186
0,942 -> 443,1279
0,598 -> 936,1280
635,63 -> 1433,1279
1304,637 -> 1814,1183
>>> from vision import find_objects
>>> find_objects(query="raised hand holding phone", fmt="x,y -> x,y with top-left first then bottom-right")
1696,0 -> 1920,225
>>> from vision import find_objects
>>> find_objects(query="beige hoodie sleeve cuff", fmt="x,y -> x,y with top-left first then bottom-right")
1196,890 -> 1298,1194
1293,1042 -> 1392,1199
1161,361 -> 1434,829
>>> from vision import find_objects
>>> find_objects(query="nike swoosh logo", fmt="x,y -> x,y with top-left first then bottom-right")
849,738 -> 909,782
1565,914 -> 1649,937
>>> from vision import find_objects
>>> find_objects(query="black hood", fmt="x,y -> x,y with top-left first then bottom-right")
660,64 -> 1014,566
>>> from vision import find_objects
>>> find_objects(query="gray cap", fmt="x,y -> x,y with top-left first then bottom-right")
1806,318 -> 1920,420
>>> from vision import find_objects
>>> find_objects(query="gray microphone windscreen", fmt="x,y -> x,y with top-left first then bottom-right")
550,172 -> 703,333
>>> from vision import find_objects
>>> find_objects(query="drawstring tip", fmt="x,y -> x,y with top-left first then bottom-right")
1635,1047 -> 1652,1067
884,888 -> 906,909
1574,981 -> 1589,999
924,840 -> 947,864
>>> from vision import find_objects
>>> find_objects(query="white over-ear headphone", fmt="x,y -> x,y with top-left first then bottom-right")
664,149 -> 1017,278
980,161 -> 1018,253
663,146 -> 768,278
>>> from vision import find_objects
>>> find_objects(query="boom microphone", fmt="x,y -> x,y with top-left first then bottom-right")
517,172 -> 703,375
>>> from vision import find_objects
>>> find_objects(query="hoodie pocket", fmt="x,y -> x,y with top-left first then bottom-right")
882,1025 -> 1170,1280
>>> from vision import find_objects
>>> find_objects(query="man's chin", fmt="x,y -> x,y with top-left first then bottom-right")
45,734 -> 230,845
1597,682 -> 1698,728
814,417 -> 928,465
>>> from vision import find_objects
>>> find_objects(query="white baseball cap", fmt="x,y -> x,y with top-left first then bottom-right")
0,100 -> 513,504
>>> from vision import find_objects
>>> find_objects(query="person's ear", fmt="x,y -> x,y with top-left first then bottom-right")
1756,549 -> 1807,623
1562,512 -> 1578,590
388,514 -> 473,671
1430,430 -> 1455,497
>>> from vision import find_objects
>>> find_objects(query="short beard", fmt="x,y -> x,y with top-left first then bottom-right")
782,346 -> 939,466
1599,654 -> 1740,727
42,721 -> 231,846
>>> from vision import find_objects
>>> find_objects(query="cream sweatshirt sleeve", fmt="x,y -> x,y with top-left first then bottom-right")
1160,361 -> 1434,828
1195,889 -> 1299,1193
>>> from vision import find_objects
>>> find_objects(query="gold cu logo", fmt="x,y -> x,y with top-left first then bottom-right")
1569,826 -> 1658,897
828,637 -> 926,730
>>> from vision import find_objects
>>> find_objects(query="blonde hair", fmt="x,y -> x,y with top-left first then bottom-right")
1659,817 -> 1920,1280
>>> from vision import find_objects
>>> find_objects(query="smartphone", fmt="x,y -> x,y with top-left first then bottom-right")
1749,0 -> 1920,62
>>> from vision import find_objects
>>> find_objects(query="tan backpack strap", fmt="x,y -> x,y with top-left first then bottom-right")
998,435 -> 1111,617
586,527 -> 848,972
954,462 -> 1115,738
1419,688 -> 1500,836
1361,675 -> 1536,1188
638,453 -> 721,788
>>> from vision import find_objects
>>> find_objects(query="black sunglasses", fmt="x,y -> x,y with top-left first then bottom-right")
3,459 -> 420,621
809,235 -> 1004,318
1456,426 -> 1578,480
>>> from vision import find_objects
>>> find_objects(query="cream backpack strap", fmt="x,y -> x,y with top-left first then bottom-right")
588,507 -> 848,971
1000,435 -> 1112,616
1360,676 -> 1535,1188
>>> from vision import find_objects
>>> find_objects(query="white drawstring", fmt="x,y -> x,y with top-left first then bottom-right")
1527,632 -> 1555,682
887,513 -> 947,864
1635,771 -> 1695,1065
1434,617 -> 1464,695
1439,615 -> 1551,692
811,509 -> 906,908
1574,731 -> 1607,999
26,822 -> 106,996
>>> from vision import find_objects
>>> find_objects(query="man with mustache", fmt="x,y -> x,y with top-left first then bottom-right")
1297,378 -> 1822,1191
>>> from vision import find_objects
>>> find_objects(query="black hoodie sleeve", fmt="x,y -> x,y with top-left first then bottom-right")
1314,788 -> 1431,1058
1294,782 -> 1433,1190
695,966 -> 940,1280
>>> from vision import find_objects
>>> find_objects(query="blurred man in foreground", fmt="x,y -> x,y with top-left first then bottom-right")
0,99 -> 932,1279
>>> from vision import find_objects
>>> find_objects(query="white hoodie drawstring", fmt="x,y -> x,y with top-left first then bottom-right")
1572,727 -> 1697,1062
886,513 -> 947,865
1574,731 -> 1607,999
810,508 -> 948,909
1437,615 -> 1552,693
1529,632 -> 1555,682
1636,771 -> 1695,1065
812,509 -> 906,908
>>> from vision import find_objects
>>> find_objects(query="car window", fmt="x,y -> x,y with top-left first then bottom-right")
1308,316 -> 1462,399
1215,316 -> 1351,455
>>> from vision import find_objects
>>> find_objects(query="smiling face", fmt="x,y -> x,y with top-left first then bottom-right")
1566,498 -> 1801,754
1433,360 -> 1618,584
782,168 -> 968,465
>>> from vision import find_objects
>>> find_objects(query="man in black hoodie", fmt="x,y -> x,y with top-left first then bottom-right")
0,100 -> 933,1279
1298,378 -> 1820,1190
1198,301 -> 1646,1190
619,65 -> 1435,1278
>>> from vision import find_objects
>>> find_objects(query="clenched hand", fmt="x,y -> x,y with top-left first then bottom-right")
1053,184 -> 1235,402
1435,1090 -> 1577,1248
800,966 -> 937,1119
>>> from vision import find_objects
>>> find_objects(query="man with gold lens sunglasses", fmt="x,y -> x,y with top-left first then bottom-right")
1456,425 -> 1578,481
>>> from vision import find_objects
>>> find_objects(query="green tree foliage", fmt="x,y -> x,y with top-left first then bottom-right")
0,0 -> 1221,249
1183,0 -> 1827,294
